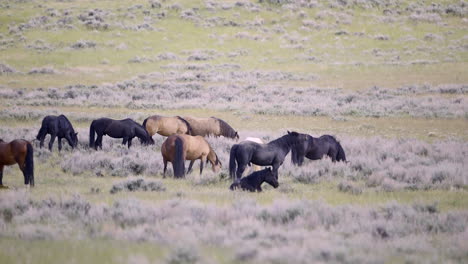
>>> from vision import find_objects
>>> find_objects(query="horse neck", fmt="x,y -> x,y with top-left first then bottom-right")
134,126 -> 147,139
268,135 -> 294,151
207,147 -> 218,165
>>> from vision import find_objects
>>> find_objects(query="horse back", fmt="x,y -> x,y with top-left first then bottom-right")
180,135 -> 209,160
0,140 -> 28,165
182,116 -> 213,136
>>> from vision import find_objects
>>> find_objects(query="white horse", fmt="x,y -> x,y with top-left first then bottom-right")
244,137 -> 265,173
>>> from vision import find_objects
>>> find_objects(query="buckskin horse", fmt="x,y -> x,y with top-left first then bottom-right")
161,134 -> 221,178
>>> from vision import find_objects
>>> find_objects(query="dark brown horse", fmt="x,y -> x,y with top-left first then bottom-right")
142,115 -> 192,144
182,116 -> 239,140
161,134 -> 221,178
0,139 -> 34,188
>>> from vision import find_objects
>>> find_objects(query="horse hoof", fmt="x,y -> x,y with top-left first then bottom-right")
0,185 -> 9,189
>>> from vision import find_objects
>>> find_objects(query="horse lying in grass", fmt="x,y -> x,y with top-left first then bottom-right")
161,134 -> 221,178
36,114 -> 78,151
182,116 -> 239,140
229,131 -> 308,181
142,115 -> 193,144
89,118 -> 152,150
291,134 -> 347,166
229,168 -> 278,192
0,139 -> 34,188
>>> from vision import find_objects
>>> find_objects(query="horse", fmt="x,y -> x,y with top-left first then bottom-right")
142,115 -> 192,144
161,134 -> 222,178
182,116 -> 239,140
36,114 -> 78,151
89,118 -> 152,150
0,139 -> 34,188
291,134 -> 347,166
229,131 -> 307,181
229,168 -> 278,192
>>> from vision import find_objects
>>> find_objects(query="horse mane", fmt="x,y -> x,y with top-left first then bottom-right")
142,117 -> 149,129
58,114 -> 75,132
268,131 -> 299,146
176,116 -> 193,135
211,117 -> 237,138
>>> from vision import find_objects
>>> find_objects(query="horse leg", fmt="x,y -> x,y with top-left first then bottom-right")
272,163 -> 280,179
236,163 -> 247,180
39,135 -> 45,149
48,134 -> 56,151
58,137 -> 63,152
187,160 -> 195,174
199,158 -> 205,175
96,134 -> 103,150
127,138 -> 133,148
15,156 -> 27,185
0,165 -> 6,188
328,148 -> 337,162
163,158 -> 168,178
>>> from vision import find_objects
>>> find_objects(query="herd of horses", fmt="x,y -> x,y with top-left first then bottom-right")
0,114 -> 347,192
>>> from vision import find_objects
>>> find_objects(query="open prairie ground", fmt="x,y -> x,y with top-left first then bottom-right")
0,0 -> 467,263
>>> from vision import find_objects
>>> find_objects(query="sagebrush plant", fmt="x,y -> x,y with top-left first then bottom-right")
0,191 -> 467,263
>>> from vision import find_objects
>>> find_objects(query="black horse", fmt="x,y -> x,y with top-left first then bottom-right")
291,134 -> 346,166
36,115 -> 78,151
229,131 -> 307,181
229,168 -> 279,192
89,118 -> 152,150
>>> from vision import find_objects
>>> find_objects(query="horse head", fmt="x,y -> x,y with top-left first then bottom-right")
211,153 -> 222,172
71,132 -> 79,148
263,168 -> 279,188
234,131 -> 240,141
288,131 -> 309,166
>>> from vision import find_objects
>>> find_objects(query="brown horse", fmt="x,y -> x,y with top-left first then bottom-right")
182,116 -> 239,140
142,115 -> 192,143
0,139 -> 34,188
161,134 -> 221,178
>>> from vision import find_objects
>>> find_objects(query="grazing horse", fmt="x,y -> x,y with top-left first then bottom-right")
291,134 -> 347,166
89,118 -> 151,150
229,131 -> 307,181
0,139 -> 34,188
36,114 -> 78,151
229,168 -> 278,192
142,115 -> 192,144
161,134 -> 222,178
182,116 -> 239,140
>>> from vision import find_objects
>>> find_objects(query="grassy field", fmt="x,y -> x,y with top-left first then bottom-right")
1,0 -> 467,263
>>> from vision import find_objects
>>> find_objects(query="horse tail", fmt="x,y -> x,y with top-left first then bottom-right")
142,117 -> 155,145
142,117 -> 148,130
36,120 -> 47,141
173,137 -> 185,178
336,141 -> 347,162
177,116 -> 193,135
89,121 -> 96,148
25,142 -> 34,186
229,144 -> 238,180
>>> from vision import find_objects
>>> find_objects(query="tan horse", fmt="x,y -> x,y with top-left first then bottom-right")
182,116 -> 239,140
0,139 -> 34,188
142,115 -> 192,142
161,134 -> 221,178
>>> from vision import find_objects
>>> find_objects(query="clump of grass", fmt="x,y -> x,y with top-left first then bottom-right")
110,178 -> 166,194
